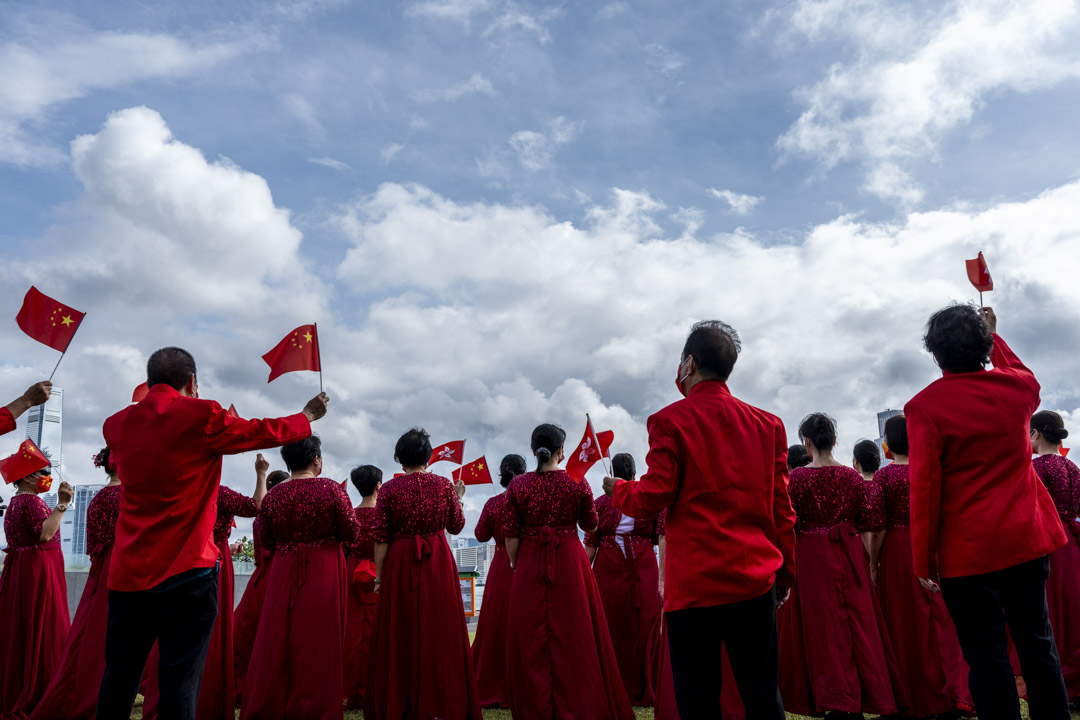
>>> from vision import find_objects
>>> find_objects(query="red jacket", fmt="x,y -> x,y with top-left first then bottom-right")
0,407 -> 14,436
907,333 -> 1067,579
613,380 -> 796,612
104,384 -> 311,592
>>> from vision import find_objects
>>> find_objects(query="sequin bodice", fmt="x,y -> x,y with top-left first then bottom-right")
257,476 -> 359,550
3,494 -> 56,549
788,465 -> 885,533
86,485 -> 121,549
873,463 -> 911,525
1033,454 -> 1080,518
213,485 -> 258,544
370,472 -> 465,543
475,492 -> 508,546
348,506 -> 378,560
502,470 -> 599,537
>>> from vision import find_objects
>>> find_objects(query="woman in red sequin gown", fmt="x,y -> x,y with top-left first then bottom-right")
873,415 -> 972,716
585,452 -> 661,706
504,424 -> 633,720
240,437 -> 359,720
366,428 -> 481,720
471,453 -> 526,708
342,464 -> 382,710
778,413 -> 906,717
30,449 -> 121,720
1030,411 -> 1080,701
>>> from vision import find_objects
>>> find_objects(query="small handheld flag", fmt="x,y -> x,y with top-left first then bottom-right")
429,440 -> 466,466
453,456 -> 493,486
263,324 -> 322,384
965,251 -> 993,306
0,439 -> 50,485
16,286 -> 86,380
566,415 -> 614,482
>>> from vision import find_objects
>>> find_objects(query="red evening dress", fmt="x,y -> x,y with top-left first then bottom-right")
503,470 -> 634,720
342,505 -> 378,710
471,492 -> 512,708
365,472 -> 482,720
778,465 -> 906,716
240,477 -> 359,720
0,494 -> 70,720
143,486 -> 258,720
585,494 -> 661,706
873,463 -> 973,716
29,486 -> 121,720
233,516 -> 273,706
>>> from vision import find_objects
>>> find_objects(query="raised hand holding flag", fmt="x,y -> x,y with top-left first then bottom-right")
965,251 -> 993,306
453,456 -> 493,486
263,324 -> 322,386
565,415 -> 614,482
429,440 -> 465,466
16,286 -> 86,380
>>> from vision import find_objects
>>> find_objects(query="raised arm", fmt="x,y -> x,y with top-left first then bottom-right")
218,485 -> 258,520
908,403 -> 945,581
4,381 -> 52,433
38,482 -> 73,543
205,394 -> 327,456
609,415 -> 680,518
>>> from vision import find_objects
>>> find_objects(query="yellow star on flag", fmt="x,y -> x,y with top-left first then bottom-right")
60,315 -> 74,326
304,331 -> 313,344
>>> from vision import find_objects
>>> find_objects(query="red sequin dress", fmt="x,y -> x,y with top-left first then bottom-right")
585,493 -> 661,706
342,504 -> 378,709
365,472 -> 482,720
874,463 -> 973,715
777,465 -> 906,716
0,493 -> 70,720
233,515 -> 273,706
30,485 -> 121,720
471,491 -> 512,708
503,470 -> 633,720
240,477 -> 359,720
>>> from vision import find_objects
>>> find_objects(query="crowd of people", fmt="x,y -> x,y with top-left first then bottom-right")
0,303 -> 1078,720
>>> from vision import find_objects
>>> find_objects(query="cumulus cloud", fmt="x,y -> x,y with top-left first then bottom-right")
412,72 -> 496,103
707,188 -> 763,215
508,116 -> 581,170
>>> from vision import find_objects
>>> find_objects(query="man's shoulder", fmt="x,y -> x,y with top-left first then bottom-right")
653,391 -> 782,428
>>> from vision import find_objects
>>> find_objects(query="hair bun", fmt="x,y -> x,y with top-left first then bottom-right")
1057,428 -> 1069,440
535,447 -> 553,462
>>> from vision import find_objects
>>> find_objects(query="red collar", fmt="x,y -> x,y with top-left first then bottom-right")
687,380 -> 732,397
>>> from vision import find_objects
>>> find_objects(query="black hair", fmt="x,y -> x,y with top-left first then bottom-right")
884,414 -> 909,456
787,444 -> 811,470
93,447 -> 112,475
1031,410 -> 1069,446
923,304 -> 993,374
531,423 -> 566,471
281,435 -> 322,473
266,470 -> 290,490
394,428 -> 432,468
853,439 -> 881,474
799,413 -> 837,451
612,452 -> 636,481
682,320 -> 741,382
499,454 -> 526,488
147,347 -> 197,391
350,464 -> 383,497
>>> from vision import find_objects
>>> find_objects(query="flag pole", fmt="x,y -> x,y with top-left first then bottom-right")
587,413 -> 613,476
48,312 -> 87,382
314,322 -> 323,393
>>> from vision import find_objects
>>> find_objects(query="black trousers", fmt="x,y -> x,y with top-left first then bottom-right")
940,556 -> 1070,720
665,585 -> 784,720
96,568 -> 219,720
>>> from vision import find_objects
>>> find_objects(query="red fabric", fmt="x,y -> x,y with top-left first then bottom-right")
262,324 -> 320,382
907,333 -> 1067,579
343,506 -> 379,709
612,381 -> 795,612
429,440 -> 465,466
472,492 -> 511,707
965,252 -> 994,292
233,520 -> 273,707
565,418 -> 614,482
453,456 -> 493,485
132,382 -> 149,403
15,286 -> 85,353
1048,518 -> 1080,700
103,384 -> 310,592
371,472 -> 465,541
651,619 -> 744,720
0,440 -> 50,485
0,408 -> 15,437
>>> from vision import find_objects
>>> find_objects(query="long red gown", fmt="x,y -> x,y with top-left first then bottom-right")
585,494 -> 661,706
143,486 -> 257,720
29,485 -> 121,720
342,505 -> 379,710
0,494 -> 70,720
240,477 -> 359,720
873,463 -> 973,716
366,472 -> 482,720
233,516 -> 273,707
503,470 -> 634,720
778,465 -> 907,716
471,492 -> 512,708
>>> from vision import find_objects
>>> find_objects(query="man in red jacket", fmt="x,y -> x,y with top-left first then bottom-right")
908,305 -> 1070,719
96,347 -> 328,720
603,320 -> 795,720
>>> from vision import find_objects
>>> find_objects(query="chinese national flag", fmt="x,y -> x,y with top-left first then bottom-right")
453,456 -> 493,486
429,440 -> 465,466
565,418 -> 614,482
132,383 -> 149,403
262,324 -> 321,382
16,286 -> 86,353
965,252 -> 993,292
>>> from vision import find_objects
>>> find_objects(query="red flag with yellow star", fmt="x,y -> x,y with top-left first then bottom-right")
16,286 -> 86,353
262,324 -> 321,382
453,456 -> 493,486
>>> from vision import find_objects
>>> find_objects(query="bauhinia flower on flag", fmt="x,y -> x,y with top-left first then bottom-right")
16,286 -> 86,353
565,416 -> 614,482
453,456 -> 493,486
429,440 -> 465,466
965,251 -> 993,293
262,324 -> 321,383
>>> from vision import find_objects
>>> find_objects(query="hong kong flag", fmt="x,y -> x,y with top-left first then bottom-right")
965,252 -> 993,292
565,417 -> 614,482
16,286 -> 86,353
429,440 -> 465,466
263,324 -> 321,382
453,456 -> 493,486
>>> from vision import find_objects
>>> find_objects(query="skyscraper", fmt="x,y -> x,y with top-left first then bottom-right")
26,386 -> 63,476
876,408 -> 903,463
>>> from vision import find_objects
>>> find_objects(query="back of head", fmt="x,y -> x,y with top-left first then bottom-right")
853,439 -> 881,474
1031,410 -> 1069,446
499,454 -> 526,488
787,444 -> 811,470
281,435 -> 322,473
612,452 -> 636,481
93,447 -> 113,476
884,414 -> 909,456
923,304 -> 993,374
394,428 -> 432,468
266,470 -> 290,490
531,423 -> 566,471
799,413 -> 837,451
682,320 -> 742,382
147,347 -> 197,390
350,464 -> 383,496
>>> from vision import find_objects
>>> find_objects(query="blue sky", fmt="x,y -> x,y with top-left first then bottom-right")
2,0 -> 1080,536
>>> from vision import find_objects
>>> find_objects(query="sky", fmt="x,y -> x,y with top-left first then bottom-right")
2,0 -> 1080,542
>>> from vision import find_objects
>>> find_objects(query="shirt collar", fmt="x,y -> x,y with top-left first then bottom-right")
146,383 -> 181,398
687,379 -> 731,397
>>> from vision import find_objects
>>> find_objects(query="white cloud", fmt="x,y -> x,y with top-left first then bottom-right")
404,0 -> 497,24
412,72 -> 496,103
483,5 -> 560,45
645,43 -> 687,76
508,116 -> 581,170
308,156 -> 351,171
408,115 -> 431,132
380,142 -> 405,164
707,188 -> 763,215
284,93 -> 324,139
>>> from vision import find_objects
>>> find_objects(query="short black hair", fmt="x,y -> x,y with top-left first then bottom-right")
884,414 -> 909,456
350,464 -> 383,497
612,452 -> 636,481
394,428 -> 432,468
281,435 -> 322,473
1031,410 -> 1069,446
93,447 -> 112,475
147,347 -> 197,391
266,470 -> 290,489
531,423 -> 566,471
682,320 -> 741,382
923,304 -> 993,374
499,454 -> 526,488
787,444 -> 811,470
853,439 -> 881,474
799,413 -> 837,451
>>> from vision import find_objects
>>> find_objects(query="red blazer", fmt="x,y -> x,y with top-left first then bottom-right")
907,333 -> 1067,579
104,384 -> 311,592
613,380 -> 796,612
0,407 -> 15,436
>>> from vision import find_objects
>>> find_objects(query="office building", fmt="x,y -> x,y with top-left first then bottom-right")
26,386 -> 63,476
875,408 -> 904,464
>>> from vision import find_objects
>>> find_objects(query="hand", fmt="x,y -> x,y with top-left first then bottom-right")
21,381 -> 52,407
57,481 -> 74,505
374,579 -> 382,594
602,476 -> 618,496
255,453 -> 270,475
917,576 -> 941,594
455,476 -> 467,500
230,542 -> 243,554
302,392 -> 329,422
658,577 -> 665,601
776,585 -> 791,608
981,306 -> 997,334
